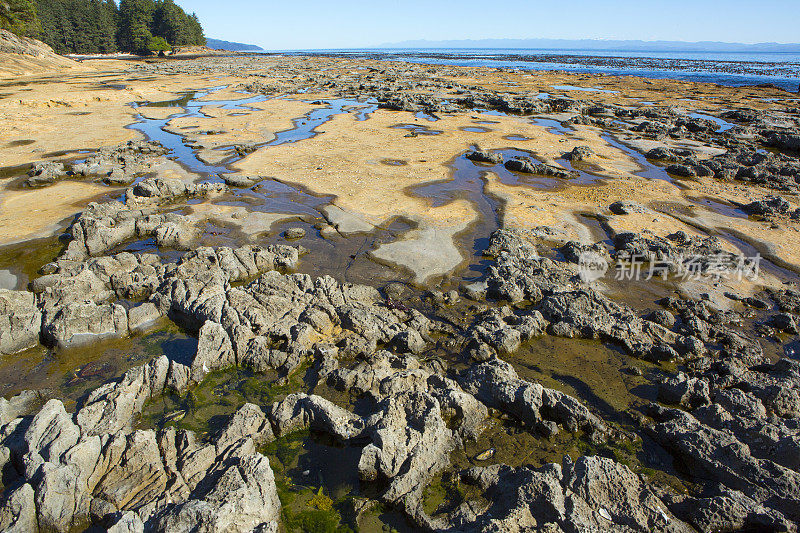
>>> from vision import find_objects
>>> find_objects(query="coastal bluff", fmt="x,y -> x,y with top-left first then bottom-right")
0,29 -> 83,77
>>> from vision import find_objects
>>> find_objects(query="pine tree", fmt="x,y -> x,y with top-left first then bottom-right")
91,0 -> 118,52
66,0 -> 93,52
7,0 -> 204,54
0,0 -> 40,36
152,0 -> 188,45
187,12 -> 203,45
118,0 -> 154,54
45,0 -> 74,54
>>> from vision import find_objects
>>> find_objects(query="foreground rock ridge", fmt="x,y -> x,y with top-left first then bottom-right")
0,53 -> 798,532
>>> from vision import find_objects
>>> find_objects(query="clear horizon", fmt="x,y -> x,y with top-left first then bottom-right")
176,0 -> 800,50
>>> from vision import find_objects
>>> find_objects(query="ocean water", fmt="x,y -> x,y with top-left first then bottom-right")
269,47 -> 800,92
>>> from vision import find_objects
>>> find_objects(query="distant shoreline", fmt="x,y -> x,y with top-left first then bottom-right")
318,48 -> 800,55
375,38 -> 800,54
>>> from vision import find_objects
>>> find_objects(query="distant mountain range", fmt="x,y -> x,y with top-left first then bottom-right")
206,38 -> 263,52
377,38 -> 800,53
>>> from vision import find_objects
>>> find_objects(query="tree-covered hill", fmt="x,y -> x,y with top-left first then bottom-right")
0,0 -> 204,55
206,38 -> 263,52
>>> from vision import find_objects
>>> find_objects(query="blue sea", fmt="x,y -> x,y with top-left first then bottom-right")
269,48 -> 800,92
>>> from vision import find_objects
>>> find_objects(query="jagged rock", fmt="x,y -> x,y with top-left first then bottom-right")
455,462 -> 565,532
648,309 -> 676,328
658,373 -> 710,408
92,430 -> 171,511
0,387 -> 284,532
768,312 -> 799,334
458,358 -> 606,436
126,177 -> 227,208
147,454 -> 281,533
466,150 -> 502,164
559,241 -> 609,264
127,302 -> 163,331
267,393 -> 363,439
41,301 -> 128,349
326,350 -> 425,399
673,486 -> 797,533
359,391 -> 456,511
770,288 -> 800,314
156,427 -> 216,495
609,200 -> 648,215
487,227 -> 614,309
105,167 -> 137,185
35,458 -> 94,531
0,390 -> 44,425
666,161 -> 712,178
232,144 -> 258,157
504,157 -> 577,178
35,267 -> 113,305
539,288 -> 680,360
502,157 -> 534,173
71,140 -> 168,187
70,202 -> 139,258
239,337 -> 298,374
462,281 -> 488,300
383,281 -> 408,300
76,355 -> 169,436
18,399 -> 80,472
468,307 -> 547,354
428,375 -> 488,440
648,404 -> 800,522
34,238 -> 298,355
221,174 -> 261,187
216,403 -> 274,453
0,400 -> 99,532
0,289 -> 42,354
703,145 -> 800,192
564,456 -> 688,531
191,321 -> 235,384
283,227 -> 306,239
390,329 -> 426,354
25,161 -> 65,187
153,217 -> 199,250
763,131 -> 800,152
130,177 -> 189,201
765,380 -> 800,419
564,145 -> 594,161
452,456 -> 691,532
106,511 -> 145,533
165,360 -> 190,392
0,483 -> 37,532
743,195 -> 793,217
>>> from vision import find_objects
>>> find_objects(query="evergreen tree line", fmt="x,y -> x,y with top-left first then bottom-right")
1,0 -> 205,55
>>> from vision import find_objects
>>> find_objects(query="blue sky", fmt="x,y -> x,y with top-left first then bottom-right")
176,0 -> 800,50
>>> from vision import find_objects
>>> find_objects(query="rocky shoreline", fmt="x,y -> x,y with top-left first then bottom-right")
0,54 -> 799,532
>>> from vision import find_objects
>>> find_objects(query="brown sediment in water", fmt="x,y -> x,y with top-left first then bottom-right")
0,321 -> 192,404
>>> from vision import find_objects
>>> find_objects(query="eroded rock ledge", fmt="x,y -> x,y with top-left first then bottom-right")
0,177 -> 798,532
